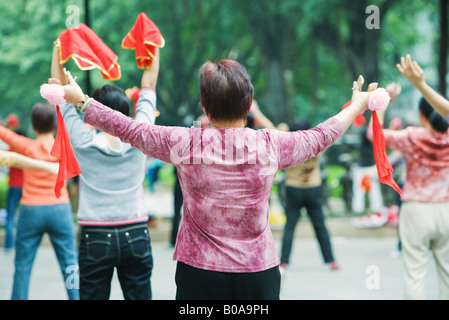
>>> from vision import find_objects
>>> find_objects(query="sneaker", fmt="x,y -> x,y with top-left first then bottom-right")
329,261 -> 339,270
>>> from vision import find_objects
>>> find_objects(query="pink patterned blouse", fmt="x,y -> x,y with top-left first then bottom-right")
382,127 -> 449,203
84,100 -> 343,272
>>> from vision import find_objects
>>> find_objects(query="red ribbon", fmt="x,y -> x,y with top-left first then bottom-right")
50,106 -> 82,198
371,111 -> 402,196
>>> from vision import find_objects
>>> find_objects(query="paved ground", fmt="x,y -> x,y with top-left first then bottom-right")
0,235 -> 439,300
0,189 -> 441,300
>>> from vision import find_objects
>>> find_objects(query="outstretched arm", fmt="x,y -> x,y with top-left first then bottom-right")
397,54 -> 449,118
0,151 -> 59,175
276,76 -> 377,169
332,77 -> 377,132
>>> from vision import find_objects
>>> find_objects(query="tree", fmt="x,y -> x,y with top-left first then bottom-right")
310,0 -> 398,85
438,0 -> 448,95
0,0 -> 438,131
236,0 -> 300,124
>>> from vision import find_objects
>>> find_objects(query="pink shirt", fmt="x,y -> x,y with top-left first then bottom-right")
382,127 -> 449,203
84,100 -> 343,272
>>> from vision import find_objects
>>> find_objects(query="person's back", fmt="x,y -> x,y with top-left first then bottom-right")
121,118 -> 342,273
389,127 -> 449,201
382,98 -> 449,202
71,127 -> 148,225
60,85 -> 156,225
0,102 -> 78,300
283,119 -> 322,189
58,54 -> 375,300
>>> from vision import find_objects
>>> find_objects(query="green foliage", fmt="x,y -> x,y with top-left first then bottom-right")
0,0 -> 440,132
0,173 -> 8,209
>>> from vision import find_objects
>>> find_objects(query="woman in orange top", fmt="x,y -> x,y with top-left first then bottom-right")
0,102 -> 79,300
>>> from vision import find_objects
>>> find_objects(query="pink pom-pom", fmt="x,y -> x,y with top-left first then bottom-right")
40,84 -> 66,105
368,88 -> 391,111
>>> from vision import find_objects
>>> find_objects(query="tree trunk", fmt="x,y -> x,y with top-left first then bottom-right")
265,59 -> 290,124
84,0 -> 92,95
240,0 -> 292,125
438,0 -> 448,96
312,0 -> 393,91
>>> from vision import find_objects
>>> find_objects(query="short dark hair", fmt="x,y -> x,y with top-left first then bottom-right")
419,96 -> 448,133
31,102 -> 56,134
199,59 -> 254,122
92,85 -> 130,116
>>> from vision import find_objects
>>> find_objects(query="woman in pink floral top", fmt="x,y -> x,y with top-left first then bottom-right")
58,54 -> 375,300
373,54 -> 449,300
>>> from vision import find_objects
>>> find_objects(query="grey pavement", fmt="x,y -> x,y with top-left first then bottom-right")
0,233 -> 440,300
0,189 -> 440,300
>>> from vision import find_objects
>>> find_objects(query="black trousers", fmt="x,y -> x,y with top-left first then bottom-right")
78,223 -> 153,300
175,262 -> 280,300
280,186 -> 335,264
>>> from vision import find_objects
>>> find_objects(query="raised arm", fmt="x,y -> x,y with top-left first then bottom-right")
397,54 -> 449,118
51,44 -> 66,85
250,100 -> 276,129
59,49 -> 160,108
141,48 -> 160,90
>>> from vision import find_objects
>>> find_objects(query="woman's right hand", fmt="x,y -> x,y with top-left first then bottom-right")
396,54 -> 425,88
333,76 -> 377,132
351,77 -> 378,112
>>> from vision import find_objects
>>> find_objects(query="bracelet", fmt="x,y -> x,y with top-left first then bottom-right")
80,98 -> 94,113
76,94 -> 90,110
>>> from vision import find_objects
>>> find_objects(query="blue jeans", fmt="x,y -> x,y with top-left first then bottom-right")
4,187 -> 22,249
11,203 -> 79,300
78,223 -> 153,300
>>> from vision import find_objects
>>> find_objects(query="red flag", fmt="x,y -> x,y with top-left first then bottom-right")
122,12 -> 165,69
371,111 -> 402,196
50,106 -> 82,198
56,23 -> 121,81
